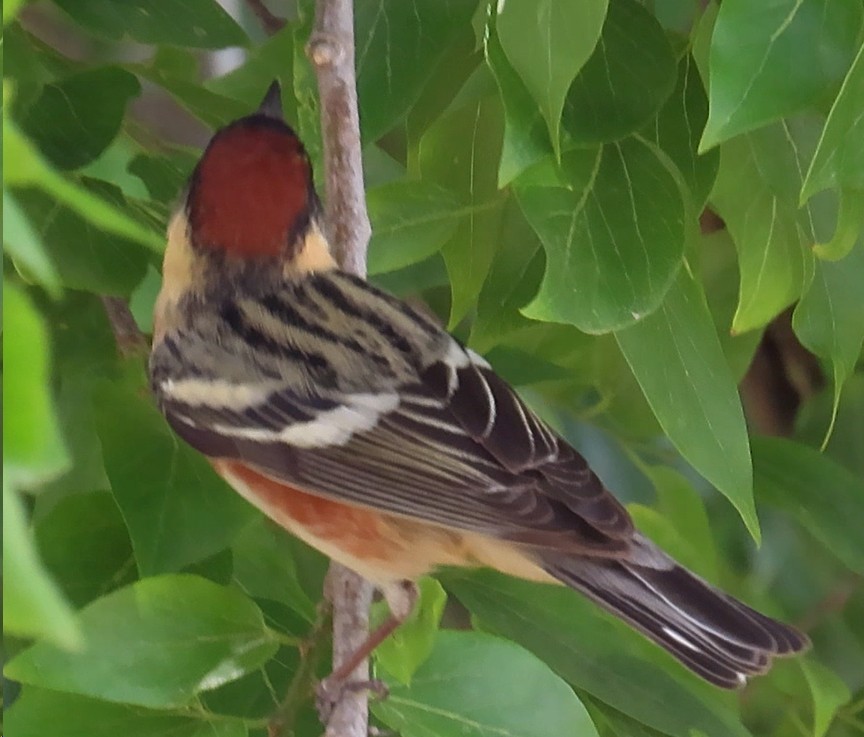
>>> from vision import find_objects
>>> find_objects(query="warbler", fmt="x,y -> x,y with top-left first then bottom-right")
149,82 -> 808,689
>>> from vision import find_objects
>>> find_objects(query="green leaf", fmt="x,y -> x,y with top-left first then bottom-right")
3,282 -> 69,489
13,187 -> 150,296
587,698 -> 668,737
647,466 -> 720,582
800,659 -> 851,737
497,0 -> 608,158
95,379 -> 256,575
646,54 -> 719,209
4,121 -> 164,252
6,575 -> 278,708
231,516 -> 322,624
443,570 -> 752,737
355,0 -> 477,143
207,25 -> 297,117
4,0 -> 26,23
793,244 -> 864,444
710,119 -> 818,334
753,436 -> 864,575
470,198 -> 544,352
3,486 -> 82,649
35,292 -> 118,497
797,374 -> 864,480
51,0 -> 248,48
4,22 -> 54,111
3,190 -> 61,295
35,492 -> 137,608
7,688 -> 249,737
19,66 -> 140,170
615,269 -> 758,540
419,92 -> 505,326
374,629 -> 599,737
811,188 -> 864,261
563,0 -> 676,144
484,8 -> 552,186
132,62 -> 249,130
801,42 -> 864,201
701,0 -> 863,149
372,577 -> 447,685
366,181 -> 464,274
699,229 -> 764,381
128,149 -> 198,205
516,138 -> 685,334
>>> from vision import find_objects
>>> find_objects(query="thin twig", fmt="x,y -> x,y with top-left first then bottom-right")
268,603 -> 333,737
100,296 -> 148,358
243,0 -> 286,34
308,0 -> 372,276
306,0 -> 375,735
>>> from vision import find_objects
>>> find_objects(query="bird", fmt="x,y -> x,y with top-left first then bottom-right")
149,81 -> 809,691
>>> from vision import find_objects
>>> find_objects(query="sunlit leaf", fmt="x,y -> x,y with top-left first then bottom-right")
616,269 -> 758,540
4,282 -> 69,489
5,122 -> 163,251
372,577 -> 447,685
419,91 -> 505,326
710,119 -> 819,333
793,244 -> 864,443
516,138 -> 685,333
6,575 -> 278,708
497,0 -> 608,157
355,0 -> 477,143
7,688 -> 249,737
485,7 -> 552,187
701,0 -> 862,148
801,43 -> 864,201
443,570 -> 752,737
3,190 -> 61,295
801,659 -> 851,737
367,181 -> 465,274
3,486 -> 82,649
374,629 -> 599,737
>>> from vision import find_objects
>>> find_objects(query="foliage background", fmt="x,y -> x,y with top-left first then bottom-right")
4,1 -> 864,736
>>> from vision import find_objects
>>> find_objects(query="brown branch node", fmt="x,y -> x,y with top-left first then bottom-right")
307,34 -> 344,66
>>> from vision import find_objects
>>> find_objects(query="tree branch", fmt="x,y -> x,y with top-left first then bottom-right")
308,0 -> 371,276
306,1 -> 375,736
100,297 -> 148,358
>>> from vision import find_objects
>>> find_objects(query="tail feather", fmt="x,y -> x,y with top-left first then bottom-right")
542,540 -> 809,688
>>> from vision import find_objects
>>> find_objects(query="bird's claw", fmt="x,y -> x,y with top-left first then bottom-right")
316,677 -> 390,725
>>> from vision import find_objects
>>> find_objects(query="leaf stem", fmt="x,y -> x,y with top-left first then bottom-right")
268,603 -> 333,736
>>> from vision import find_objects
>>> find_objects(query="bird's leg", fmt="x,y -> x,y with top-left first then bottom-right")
317,580 -> 418,719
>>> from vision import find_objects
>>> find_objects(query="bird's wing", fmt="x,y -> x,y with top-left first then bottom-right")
152,271 -> 633,555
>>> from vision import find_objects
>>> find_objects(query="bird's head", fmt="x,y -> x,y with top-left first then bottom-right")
185,82 -> 320,261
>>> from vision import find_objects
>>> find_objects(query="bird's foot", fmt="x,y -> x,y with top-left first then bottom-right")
316,676 -> 390,725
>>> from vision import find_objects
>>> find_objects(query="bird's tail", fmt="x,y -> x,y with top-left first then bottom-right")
539,537 -> 809,688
